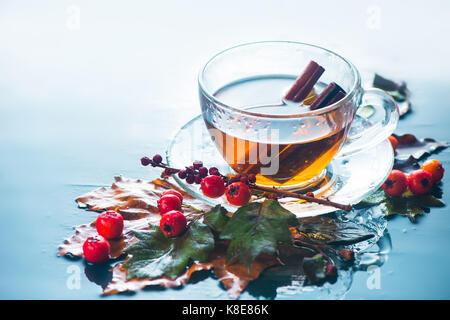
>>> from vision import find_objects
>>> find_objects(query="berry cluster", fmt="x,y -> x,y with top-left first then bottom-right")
82,210 -> 124,264
141,155 -> 256,207
177,160 -> 218,185
382,159 -> 444,197
140,154 -> 353,211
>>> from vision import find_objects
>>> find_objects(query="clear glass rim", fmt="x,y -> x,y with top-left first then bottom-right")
198,40 -> 361,119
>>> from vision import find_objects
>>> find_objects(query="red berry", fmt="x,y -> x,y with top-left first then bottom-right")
382,170 -> 408,196
388,135 -> 398,151
160,210 -> 187,237
326,263 -> 338,277
200,175 -> 226,198
161,190 -> 183,203
96,211 -> 124,239
421,159 -> 444,183
158,194 -> 182,215
83,235 -> 110,264
408,169 -> 433,195
267,193 -> 277,200
225,182 -> 251,206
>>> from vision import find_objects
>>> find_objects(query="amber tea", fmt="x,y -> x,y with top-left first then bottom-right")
203,75 -> 348,187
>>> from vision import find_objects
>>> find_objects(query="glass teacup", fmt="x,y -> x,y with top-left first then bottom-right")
198,41 -> 398,189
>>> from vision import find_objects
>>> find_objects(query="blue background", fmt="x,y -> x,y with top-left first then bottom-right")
1,0 -> 450,299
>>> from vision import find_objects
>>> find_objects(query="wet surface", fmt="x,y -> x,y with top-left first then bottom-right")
1,1 -> 450,299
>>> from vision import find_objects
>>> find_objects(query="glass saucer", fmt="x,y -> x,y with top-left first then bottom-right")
166,115 -> 394,218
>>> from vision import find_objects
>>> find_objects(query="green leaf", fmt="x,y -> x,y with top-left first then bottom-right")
387,90 -> 407,102
354,188 -> 387,209
302,254 -> 326,283
357,188 -> 445,223
203,205 -> 230,234
357,104 -> 375,119
123,221 -> 214,280
219,200 -> 299,270
296,215 -> 374,246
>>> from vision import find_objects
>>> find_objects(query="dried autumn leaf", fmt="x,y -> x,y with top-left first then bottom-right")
103,241 -> 279,298
59,177 -> 211,259
372,73 -> 411,117
393,133 -> 449,161
103,259 -> 213,296
220,200 -> 299,270
76,176 -> 211,218
57,218 -> 150,259
294,215 -> 375,246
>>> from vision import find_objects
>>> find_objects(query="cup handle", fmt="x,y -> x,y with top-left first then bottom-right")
337,88 -> 399,158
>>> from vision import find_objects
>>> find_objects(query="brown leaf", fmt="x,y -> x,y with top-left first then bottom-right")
103,259 -> 214,296
393,134 -> 449,161
57,218 -> 150,259
103,242 -> 279,298
60,177 -> 212,259
75,176 -> 211,218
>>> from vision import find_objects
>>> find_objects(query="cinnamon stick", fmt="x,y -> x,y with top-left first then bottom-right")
284,61 -> 325,102
310,82 -> 346,110
252,184 -> 352,212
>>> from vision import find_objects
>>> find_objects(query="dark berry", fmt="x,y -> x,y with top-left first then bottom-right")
141,156 -> 151,166
267,193 -> 277,200
157,194 -> 182,215
83,235 -> 110,264
161,190 -> 183,203
408,169 -> 433,195
201,175 -> 226,198
306,192 -> 314,198
225,182 -> 251,206
228,175 -> 241,184
396,134 -> 416,145
194,174 -> 202,184
198,166 -> 208,177
248,174 -> 256,183
185,174 -> 195,184
178,169 -> 187,179
382,170 -> 408,197
160,210 -> 187,237
209,167 -> 220,176
96,211 -> 124,239
339,249 -> 355,261
193,160 -> 203,170
152,154 -> 163,164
